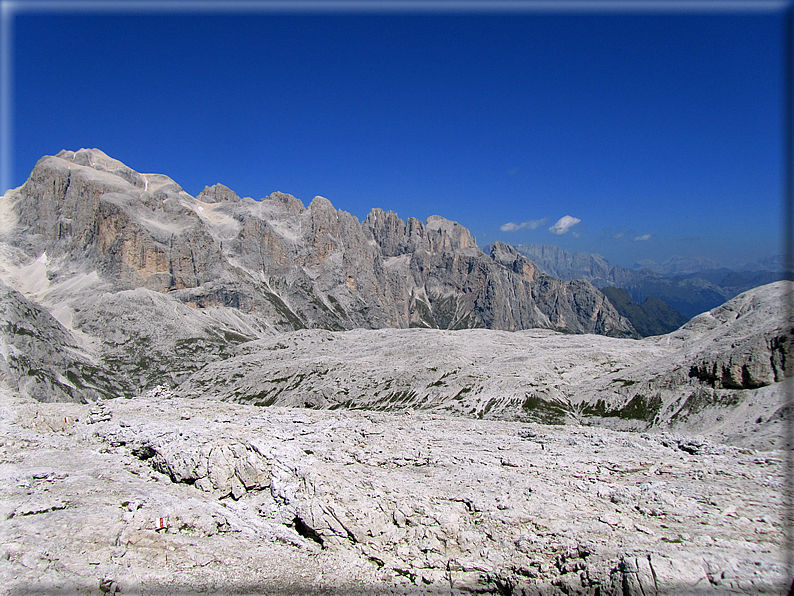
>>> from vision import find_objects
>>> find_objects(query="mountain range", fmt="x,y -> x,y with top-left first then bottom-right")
0,148 -> 790,447
508,243 -> 789,320
4,149 -> 634,335
0,149 -> 792,594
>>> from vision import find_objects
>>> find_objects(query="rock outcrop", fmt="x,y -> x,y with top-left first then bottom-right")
566,281 -> 793,447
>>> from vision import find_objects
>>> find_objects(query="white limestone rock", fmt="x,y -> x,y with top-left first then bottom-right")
1,387 -> 786,594
1,149 -> 637,336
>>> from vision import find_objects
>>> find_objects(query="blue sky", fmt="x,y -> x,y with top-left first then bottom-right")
4,1 -> 789,268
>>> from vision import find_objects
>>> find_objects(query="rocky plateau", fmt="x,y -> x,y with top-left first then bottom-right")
0,149 -> 791,594
1,386 -> 790,595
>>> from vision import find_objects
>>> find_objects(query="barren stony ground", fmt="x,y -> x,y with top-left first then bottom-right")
1,386 -> 789,595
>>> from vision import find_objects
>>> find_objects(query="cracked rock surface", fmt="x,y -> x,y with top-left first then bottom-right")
1,388 -> 788,595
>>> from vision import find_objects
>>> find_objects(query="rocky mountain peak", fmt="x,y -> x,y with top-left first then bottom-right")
489,241 -> 540,282
364,209 -> 430,257
308,195 -> 336,212
425,215 -> 476,253
263,191 -> 305,214
55,148 -> 146,189
364,212 -> 477,257
196,183 -> 242,204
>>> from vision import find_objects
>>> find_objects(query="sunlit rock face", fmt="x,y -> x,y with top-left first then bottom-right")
2,148 -> 636,336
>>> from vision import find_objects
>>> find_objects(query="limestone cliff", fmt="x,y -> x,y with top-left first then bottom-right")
2,149 -> 637,337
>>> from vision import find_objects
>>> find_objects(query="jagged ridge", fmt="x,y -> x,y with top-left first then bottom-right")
2,149 -> 636,337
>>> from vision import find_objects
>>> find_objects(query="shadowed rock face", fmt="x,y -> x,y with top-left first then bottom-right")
2,149 -> 636,337
600,287 -> 688,337
0,280 -> 117,403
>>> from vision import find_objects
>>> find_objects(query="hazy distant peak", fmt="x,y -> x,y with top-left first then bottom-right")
738,254 -> 789,272
633,255 -> 723,276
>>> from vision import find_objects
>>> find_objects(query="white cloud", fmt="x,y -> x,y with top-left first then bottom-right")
549,215 -> 581,236
500,218 -> 548,232
633,234 -> 652,242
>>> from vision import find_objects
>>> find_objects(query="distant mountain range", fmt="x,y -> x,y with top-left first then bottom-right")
505,243 -> 789,322
634,254 -> 787,276
632,256 -> 722,276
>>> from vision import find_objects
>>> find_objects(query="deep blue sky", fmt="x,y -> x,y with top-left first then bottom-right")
6,2 -> 788,268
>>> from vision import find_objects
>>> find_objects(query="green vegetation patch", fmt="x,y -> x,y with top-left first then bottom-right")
670,388 -> 742,422
430,294 -> 458,329
263,292 -> 305,330
453,386 -> 472,400
520,394 -> 568,425
583,394 -> 662,422
613,393 -> 662,421
410,299 -> 437,329
326,294 -> 348,317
